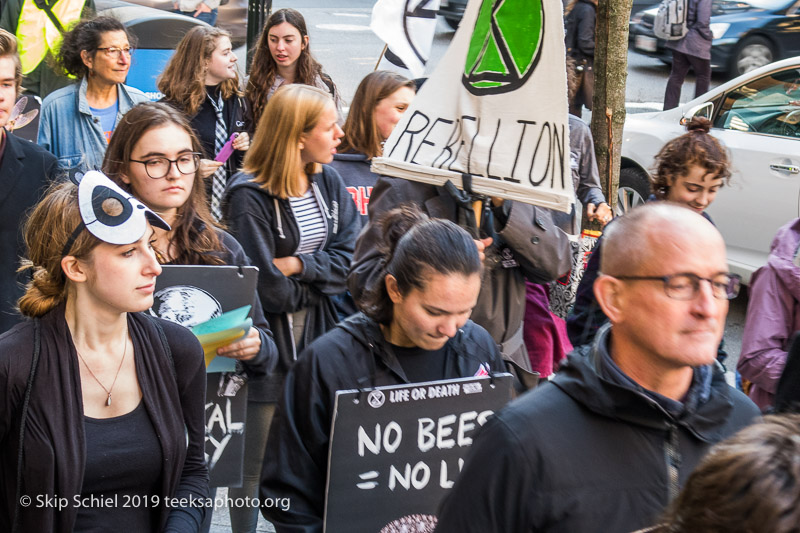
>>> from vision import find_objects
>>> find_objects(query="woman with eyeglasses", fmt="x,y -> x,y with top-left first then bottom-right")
38,16 -> 148,173
159,25 -> 251,222
567,117 -> 733,348
102,101 -> 278,531
0,171 -> 208,532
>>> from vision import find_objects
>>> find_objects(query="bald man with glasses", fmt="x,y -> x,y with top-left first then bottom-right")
435,203 -> 760,533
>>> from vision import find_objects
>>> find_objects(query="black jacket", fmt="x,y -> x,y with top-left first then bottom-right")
223,166 -> 360,401
348,176 -> 571,376
564,0 -> 596,61
0,133 -> 60,334
435,324 -> 760,533
0,307 -> 209,532
260,313 -> 505,533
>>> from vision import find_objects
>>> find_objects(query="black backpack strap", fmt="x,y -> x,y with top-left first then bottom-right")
12,318 -> 42,533
147,314 -> 177,381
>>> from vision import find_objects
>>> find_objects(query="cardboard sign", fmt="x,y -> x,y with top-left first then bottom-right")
149,264 -> 259,487
324,374 -> 514,532
372,0 -> 573,212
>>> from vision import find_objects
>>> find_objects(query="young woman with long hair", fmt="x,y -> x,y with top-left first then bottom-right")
0,173 -> 208,532
223,84 -> 358,531
245,8 -> 341,126
330,70 -> 416,227
101,101 -> 278,532
260,206 -> 505,530
158,25 -> 252,221
38,16 -> 148,173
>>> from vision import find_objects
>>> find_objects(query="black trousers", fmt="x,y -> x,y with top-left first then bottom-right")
663,50 -> 711,110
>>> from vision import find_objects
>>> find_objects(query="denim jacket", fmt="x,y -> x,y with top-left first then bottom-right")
37,77 -> 149,173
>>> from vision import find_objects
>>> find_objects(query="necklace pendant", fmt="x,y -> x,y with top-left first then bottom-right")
106,393 -> 112,407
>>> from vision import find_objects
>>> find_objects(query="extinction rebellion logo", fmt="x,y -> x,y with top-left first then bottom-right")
462,0 -> 544,95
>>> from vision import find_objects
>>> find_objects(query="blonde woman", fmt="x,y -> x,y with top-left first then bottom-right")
223,84 -> 358,530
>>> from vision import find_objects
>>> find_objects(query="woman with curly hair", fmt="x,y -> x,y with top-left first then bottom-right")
38,16 -> 148,173
246,8 -> 341,126
567,117 -> 733,347
158,25 -> 252,221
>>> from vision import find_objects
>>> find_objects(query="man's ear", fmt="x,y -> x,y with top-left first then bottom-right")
594,274 -> 625,324
61,255 -> 88,284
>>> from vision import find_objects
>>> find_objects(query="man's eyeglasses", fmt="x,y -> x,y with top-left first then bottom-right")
130,153 -> 202,179
612,272 -> 742,300
96,46 -> 135,60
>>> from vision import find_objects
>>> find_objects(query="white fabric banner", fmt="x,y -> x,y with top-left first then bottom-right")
372,0 -> 574,212
371,0 -> 441,79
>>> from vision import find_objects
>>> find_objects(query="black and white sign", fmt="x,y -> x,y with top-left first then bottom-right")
324,374 -> 514,532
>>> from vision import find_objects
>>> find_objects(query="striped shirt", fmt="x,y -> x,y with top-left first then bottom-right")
289,189 -> 326,254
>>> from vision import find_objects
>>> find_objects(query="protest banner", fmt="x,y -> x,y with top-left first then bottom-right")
372,0 -> 573,212
150,265 -> 259,487
371,0 -> 441,78
324,374 -> 514,532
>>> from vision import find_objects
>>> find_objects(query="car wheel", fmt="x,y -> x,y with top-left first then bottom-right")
616,167 -> 650,216
444,16 -> 460,30
733,36 -> 774,76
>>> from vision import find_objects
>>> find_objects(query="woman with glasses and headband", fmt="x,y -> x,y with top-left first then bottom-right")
102,102 -> 278,531
38,16 -> 148,174
0,171 -> 208,532
159,25 -> 251,222
567,117 -> 733,348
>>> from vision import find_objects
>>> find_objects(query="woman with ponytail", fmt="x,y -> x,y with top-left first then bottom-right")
259,205 -> 505,531
0,174 -> 209,532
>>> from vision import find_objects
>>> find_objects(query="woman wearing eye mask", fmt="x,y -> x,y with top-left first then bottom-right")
0,172 -> 208,532
159,26 -> 252,222
102,101 -> 278,532
38,16 -> 148,173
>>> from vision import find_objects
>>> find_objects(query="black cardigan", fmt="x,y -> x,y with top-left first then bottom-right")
0,306 -> 209,532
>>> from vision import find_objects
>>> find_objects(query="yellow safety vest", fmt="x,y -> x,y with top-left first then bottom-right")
16,0 -> 87,74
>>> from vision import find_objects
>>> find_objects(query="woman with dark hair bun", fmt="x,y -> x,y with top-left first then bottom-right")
259,205 -> 505,531
38,16 -> 148,173
568,116 -> 733,347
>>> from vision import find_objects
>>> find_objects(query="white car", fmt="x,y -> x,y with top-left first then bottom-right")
621,56 -> 800,283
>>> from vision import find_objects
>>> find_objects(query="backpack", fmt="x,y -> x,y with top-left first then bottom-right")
653,0 -> 690,41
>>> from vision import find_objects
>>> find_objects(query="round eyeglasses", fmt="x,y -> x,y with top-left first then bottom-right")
612,272 -> 742,300
129,153 -> 202,179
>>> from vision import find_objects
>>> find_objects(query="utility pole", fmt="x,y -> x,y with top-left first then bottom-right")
246,0 -> 271,70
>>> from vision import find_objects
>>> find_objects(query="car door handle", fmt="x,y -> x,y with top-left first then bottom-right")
770,164 -> 800,174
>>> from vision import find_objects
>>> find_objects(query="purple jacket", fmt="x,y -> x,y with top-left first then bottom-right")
665,0 -> 713,60
738,218 -> 800,411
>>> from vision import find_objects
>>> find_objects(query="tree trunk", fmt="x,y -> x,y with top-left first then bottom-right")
590,0 -> 634,217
